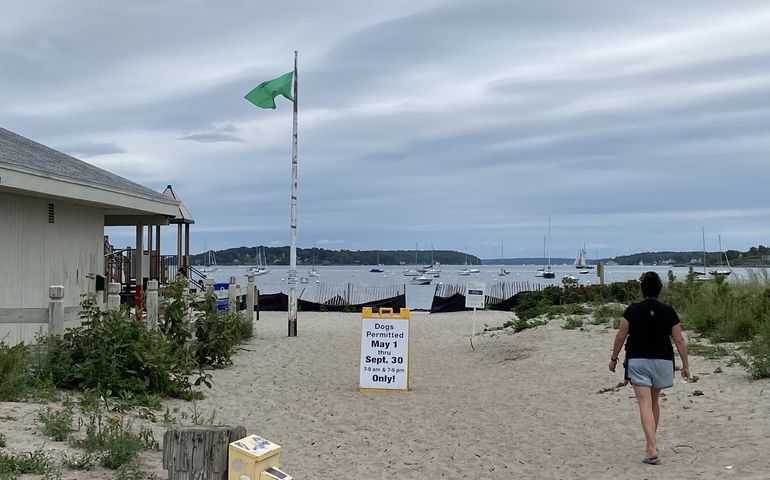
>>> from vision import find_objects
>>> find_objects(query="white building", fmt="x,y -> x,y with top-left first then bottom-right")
0,127 -> 182,344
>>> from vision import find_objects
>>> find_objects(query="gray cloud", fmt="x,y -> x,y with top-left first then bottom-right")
56,141 -> 125,158
179,125 -> 244,143
3,0 -> 770,258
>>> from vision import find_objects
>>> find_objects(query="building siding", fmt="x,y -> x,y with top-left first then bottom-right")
0,191 -> 103,310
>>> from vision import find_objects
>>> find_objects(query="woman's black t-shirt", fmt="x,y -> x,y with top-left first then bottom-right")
623,298 -> 680,360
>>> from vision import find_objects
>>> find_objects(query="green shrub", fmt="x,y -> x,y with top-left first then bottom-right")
503,317 -> 548,332
78,413 -> 158,470
562,317 -> 583,330
593,304 -> 625,325
515,282 -> 639,320
37,400 -> 74,441
62,452 -> 95,470
0,343 -> 29,401
35,295 -> 208,402
747,330 -> 770,379
687,343 -> 730,359
0,449 -> 58,479
194,292 -> 253,368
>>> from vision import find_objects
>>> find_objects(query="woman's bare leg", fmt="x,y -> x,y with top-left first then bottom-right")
633,386 -> 658,458
651,387 -> 661,431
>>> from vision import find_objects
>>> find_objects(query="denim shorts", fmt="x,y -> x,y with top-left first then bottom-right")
626,358 -> 674,389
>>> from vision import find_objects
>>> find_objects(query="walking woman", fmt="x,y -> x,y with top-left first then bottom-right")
609,271 -> 689,465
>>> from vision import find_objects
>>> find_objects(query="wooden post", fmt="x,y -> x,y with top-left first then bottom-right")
597,262 -> 605,285
162,425 -> 246,480
177,224 -> 183,273
184,223 -> 191,270
107,282 -> 121,311
204,278 -> 214,296
228,276 -> 238,314
48,285 -> 64,336
146,280 -> 159,329
246,274 -> 255,322
135,225 -> 144,309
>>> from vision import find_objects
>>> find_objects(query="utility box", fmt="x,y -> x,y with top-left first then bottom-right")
228,435 -> 290,480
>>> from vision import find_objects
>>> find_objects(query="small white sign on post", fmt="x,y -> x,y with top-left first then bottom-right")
466,282 -> 485,351
286,269 -> 299,286
465,282 -> 486,309
359,308 -> 410,391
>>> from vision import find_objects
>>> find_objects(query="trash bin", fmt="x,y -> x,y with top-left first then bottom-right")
213,282 -> 229,311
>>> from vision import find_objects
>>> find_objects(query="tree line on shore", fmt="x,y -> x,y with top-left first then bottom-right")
191,245 -> 770,267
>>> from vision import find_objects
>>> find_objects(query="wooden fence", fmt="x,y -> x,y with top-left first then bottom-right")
433,281 -> 543,307
303,283 -> 405,307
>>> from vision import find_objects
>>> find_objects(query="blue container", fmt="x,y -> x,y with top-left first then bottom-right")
213,283 -> 229,311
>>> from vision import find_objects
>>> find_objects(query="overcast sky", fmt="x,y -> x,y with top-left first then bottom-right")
2,0 -> 770,259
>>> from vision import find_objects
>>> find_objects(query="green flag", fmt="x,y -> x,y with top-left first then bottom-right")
244,71 -> 294,109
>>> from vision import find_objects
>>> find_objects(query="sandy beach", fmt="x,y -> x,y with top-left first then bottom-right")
2,310 -> 769,479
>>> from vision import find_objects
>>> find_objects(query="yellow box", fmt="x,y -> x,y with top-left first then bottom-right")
228,435 -> 282,480
361,307 -> 410,319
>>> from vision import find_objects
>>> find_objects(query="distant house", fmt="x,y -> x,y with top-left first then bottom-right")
0,127 -> 181,344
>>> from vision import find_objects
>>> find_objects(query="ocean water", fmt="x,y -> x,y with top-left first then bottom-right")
199,264 -> 751,310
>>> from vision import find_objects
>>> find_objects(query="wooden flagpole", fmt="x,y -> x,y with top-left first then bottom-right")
288,51 -> 299,337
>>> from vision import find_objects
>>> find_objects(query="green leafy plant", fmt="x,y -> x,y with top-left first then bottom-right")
37,399 -> 74,441
562,317 -> 583,330
35,294 -> 209,402
503,317 -> 548,332
687,343 -> 730,359
0,343 -> 30,401
0,449 -> 59,479
62,452 -> 95,470
593,304 -> 625,325
78,412 -> 157,470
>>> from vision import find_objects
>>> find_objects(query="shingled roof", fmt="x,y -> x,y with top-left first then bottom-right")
0,127 -> 171,202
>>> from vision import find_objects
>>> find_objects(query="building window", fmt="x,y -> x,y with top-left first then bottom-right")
48,203 -> 55,223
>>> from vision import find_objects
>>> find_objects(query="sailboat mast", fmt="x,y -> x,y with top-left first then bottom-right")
702,226 -> 707,275
719,235 -> 727,267
548,216 -> 551,268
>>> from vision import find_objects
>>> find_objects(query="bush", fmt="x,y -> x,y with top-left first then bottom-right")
0,449 -> 58,479
747,330 -> 770,379
0,343 -> 30,401
504,317 -> 548,332
593,304 -> 625,325
194,291 -> 253,368
35,293 -> 209,402
562,317 -> 583,330
37,400 -> 74,441
687,343 -> 730,359
78,413 -> 158,470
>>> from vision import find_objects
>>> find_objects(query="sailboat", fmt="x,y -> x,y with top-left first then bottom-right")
308,243 -> 320,277
248,247 -> 269,276
403,243 -> 422,277
201,246 -> 219,274
535,237 -> 546,277
420,244 -> 441,276
370,253 -> 384,273
574,244 -> 591,274
498,241 -> 510,276
459,246 -> 472,275
709,235 -> 732,276
542,218 -> 556,279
